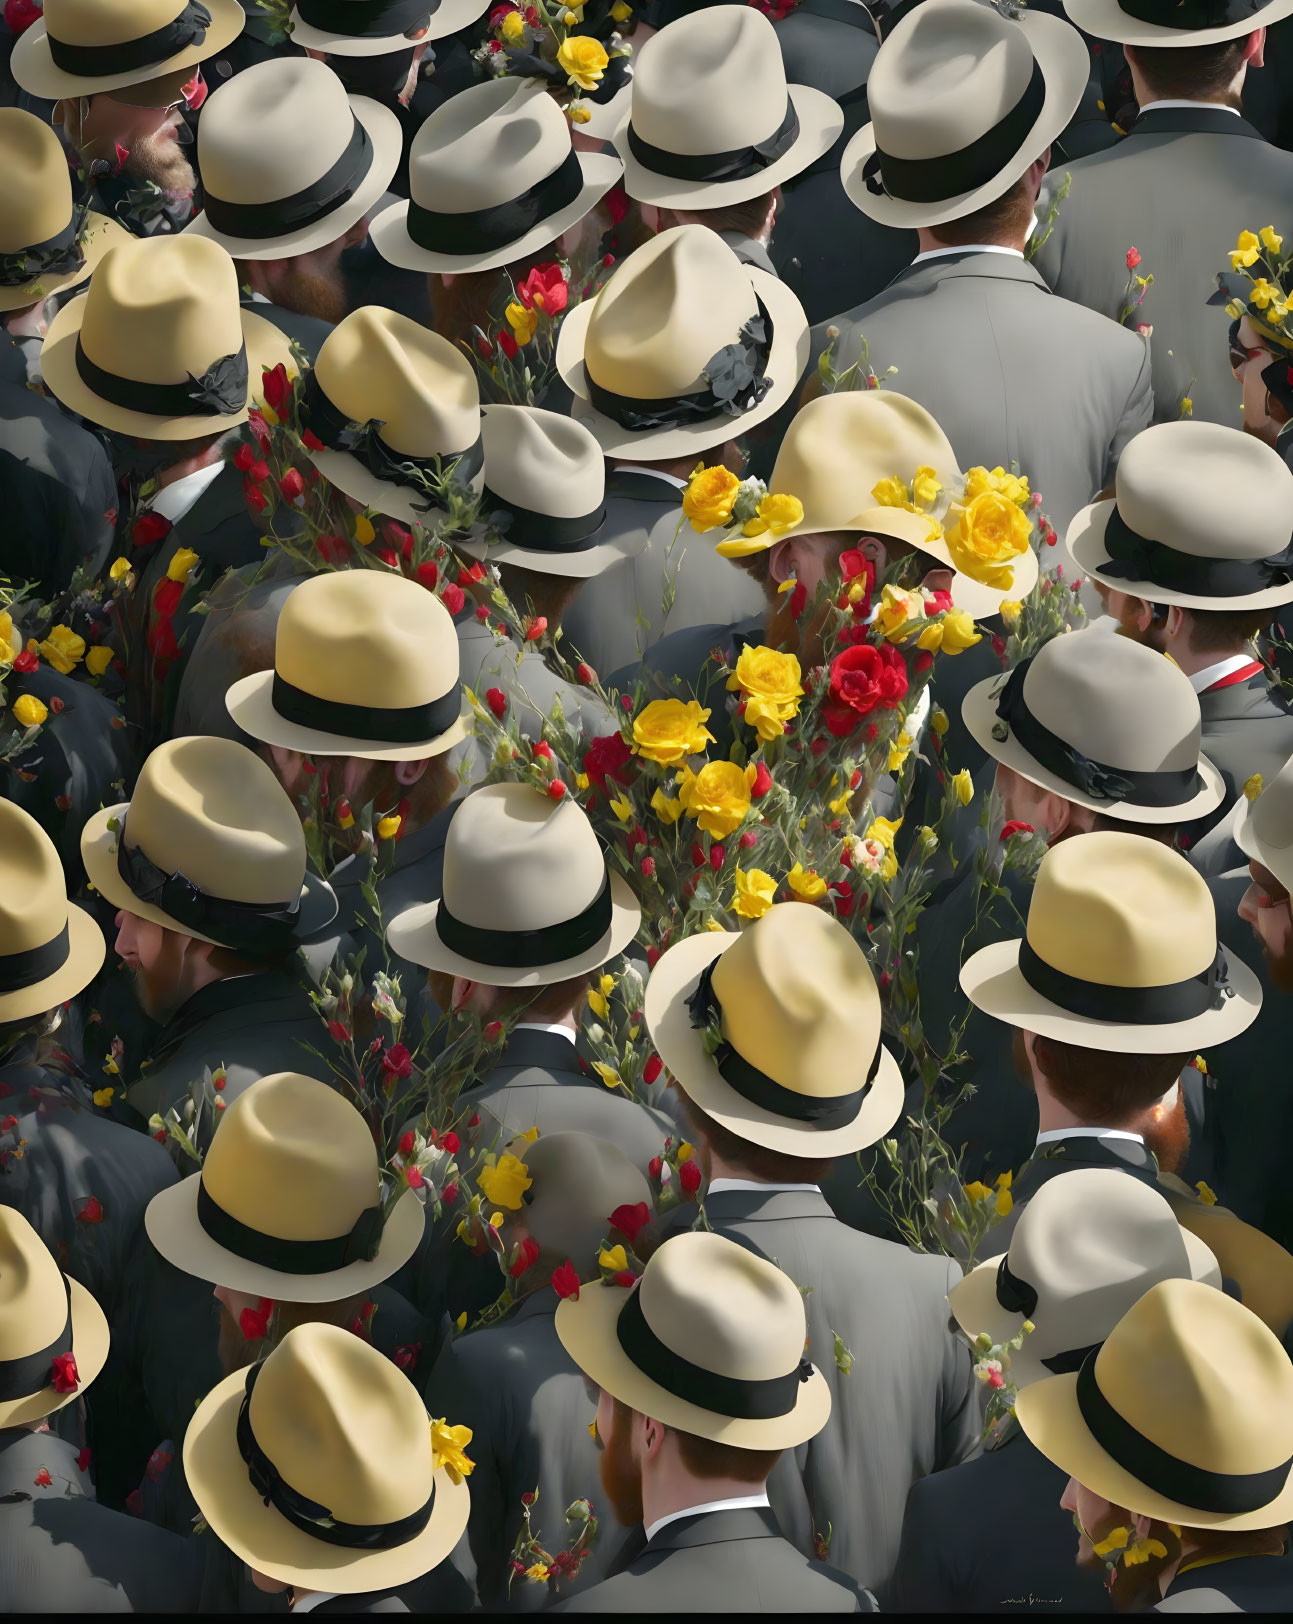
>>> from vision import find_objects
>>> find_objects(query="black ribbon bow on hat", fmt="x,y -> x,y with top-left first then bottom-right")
994,1254 -> 1038,1319
1099,503 -> 1293,598
0,212 -> 87,289
74,336 -> 248,421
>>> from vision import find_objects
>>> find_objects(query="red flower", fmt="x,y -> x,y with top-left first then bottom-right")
261,362 -> 292,416
488,1 -> 516,23
279,468 -> 305,504
524,615 -> 548,641
486,687 -> 507,719
414,560 -> 438,591
837,548 -> 876,618
328,1020 -> 350,1043
144,1445 -> 172,1483
1126,246 -> 1141,270
243,477 -> 268,514
748,761 -> 772,799
239,1297 -> 274,1341
442,1181 -> 459,1204
612,1270 -> 637,1287
247,408 -> 270,450
50,1352 -> 79,1393
610,1201 -> 650,1242
788,581 -> 807,619
576,661 -> 596,684
301,428 -> 324,451
708,843 -> 725,870
76,1197 -> 103,1225
583,731 -> 633,791
821,642 -> 908,736
641,855 -> 655,878
1000,820 -> 1035,842
475,604 -> 490,623
516,263 -> 569,316
180,69 -> 207,110
605,183 -> 628,226
374,547 -> 400,569
3,0 -> 44,38
441,1130 -> 460,1154
483,1021 -> 504,1044
643,1054 -> 663,1085
152,578 -> 184,626
381,1043 -> 413,1080
509,1236 -> 541,1277
441,583 -> 466,616
498,330 -> 519,360
912,650 -> 934,676
399,1130 -> 416,1157
475,331 -> 494,359
830,878 -> 856,917
131,512 -> 172,548
393,1342 -> 421,1373
679,1158 -> 702,1195
76,1447 -> 92,1473
532,740 -> 554,761
648,1155 -> 663,1180
547,779 -> 567,800
406,1165 -> 424,1189
551,1260 -> 581,1300
1,1116 -> 17,1135
11,650 -> 37,674
33,1467 -> 52,1488
233,442 -> 257,472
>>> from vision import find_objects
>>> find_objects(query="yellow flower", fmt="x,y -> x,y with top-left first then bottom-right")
476,1152 -> 532,1210
862,815 -> 901,881
871,475 -> 911,508
525,1564 -> 551,1582
676,1141 -> 693,1162
92,1086 -> 114,1107
588,988 -> 608,1019
520,1125 -> 540,1144
633,697 -> 714,766
567,105 -> 592,125
829,790 -> 852,816
575,772 -> 590,791
952,769 -> 974,806
1232,229 -> 1261,269
85,645 -> 114,677
650,785 -> 684,823
1251,277 -> 1278,310
726,645 -> 803,742
599,1244 -> 628,1272
1124,1537 -> 1168,1567
787,862 -> 827,901
733,866 -> 777,919
682,464 -> 741,533
38,624 -> 85,674
995,1170 -> 1013,1218
505,302 -> 539,346
608,793 -> 634,823
1092,1526 -> 1130,1558
455,1311 -> 467,1331
963,1180 -> 993,1204
740,491 -> 804,540
947,491 -> 1032,590
918,607 -> 981,656
593,1062 -> 624,1089
109,556 -> 132,583
500,8 -> 526,42
1261,225 -> 1284,253
165,546 -> 199,584
963,465 -> 1030,509
999,599 -> 1023,631
599,973 -> 615,996
1194,1055 -> 1208,1075
611,0 -> 631,16
337,804 -> 355,830
679,760 -> 751,839
1244,773 -> 1264,801
1196,1180 -> 1218,1206
930,707 -> 949,736
377,814 -> 402,839
429,1418 -> 475,1484
103,1058 -> 119,1074
12,694 -> 47,729
876,583 -> 926,642
557,34 -> 609,89
888,732 -> 913,773
911,464 -> 943,509
354,513 -> 375,546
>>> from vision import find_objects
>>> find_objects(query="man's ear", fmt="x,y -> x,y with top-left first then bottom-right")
1040,790 -> 1073,842
1164,604 -> 1190,643
640,1413 -> 668,1463
1246,24 -> 1266,69
393,758 -> 430,787
767,540 -> 796,584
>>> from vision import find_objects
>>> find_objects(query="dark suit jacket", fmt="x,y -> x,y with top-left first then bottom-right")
239,295 -> 334,362
1034,108 -> 1293,426
1154,1552 -> 1293,1612
1199,674 -> 1293,825
551,1505 -> 874,1612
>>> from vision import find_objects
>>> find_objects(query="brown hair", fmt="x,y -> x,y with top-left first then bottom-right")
495,561 -> 584,630
925,173 -> 1035,249
1129,39 -> 1249,103
663,189 -> 779,242
681,1096 -> 835,1185
610,1397 -> 780,1483
1030,1036 -> 1191,1122
1184,606 -> 1274,656
424,968 -> 591,1022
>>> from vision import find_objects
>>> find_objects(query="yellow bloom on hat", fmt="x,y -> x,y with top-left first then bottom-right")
871,475 -> 911,508
109,557 -> 132,583
683,465 -> 741,534
740,491 -> 804,540
477,1153 -> 532,1210
1231,229 -> 1261,270
86,646 -> 114,678
429,1417 -> 474,1484
166,547 -> 199,585
679,760 -> 750,839
917,606 -> 981,655
650,786 -> 684,823
726,645 -> 802,742
557,35 -> 609,91
1261,226 -> 1284,254
733,865 -> 777,919
964,465 -> 1030,509
876,583 -> 926,643
947,490 -> 1032,590
38,624 -> 85,674
633,698 -> 714,766
911,465 -> 943,509
12,694 -> 47,729
787,862 -> 827,901
506,302 -> 539,347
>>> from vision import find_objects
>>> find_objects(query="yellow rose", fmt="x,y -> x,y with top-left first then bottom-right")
876,583 -> 926,642
952,768 -> 974,806
733,866 -> 777,919
786,861 -> 827,901
918,607 -> 981,655
430,1418 -> 475,1484
910,465 -> 943,509
557,35 -> 608,90
679,760 -> 751,839
12,694 -> 47,729
998,599 -> 1023,631
947,490 -> 1032,590
85,645 -> 114,677
963,465 -> 1030,509
354,513 -> 375,546
650,785 -> 683,823
500,8 -> 526,42
682,465 -> 741,533
598,1244 -> 628,1272
871,475 -> 910,508
505,302 -> 539,346
632,697 -> 714,765
863,815 -> 900,881
477,1152 -> 532,1210
1232,229 -> 1261,269
108,556 -> 132,582
1261,225 -> 1284,253
740,491 -> 804,540
38,623 -> 85,674
888,732 -> 913,772
165,546 -> 199,584
726,645 -> 803,742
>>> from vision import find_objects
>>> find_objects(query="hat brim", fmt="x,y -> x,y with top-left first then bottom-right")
644,929 -> 905,1157
41,305 -> 294,441
144,1181 -> 425,1302
556,1278 -> 832,1448
0,213 -> 132,316
1067,498 -> 1293,612
385,870 -> 642,986
225,670 -> 470,763
959,934 -> 1263,1054
1015,1368 -> 1293,1531
11,0 -> 246,98
80,802 -> 339,950
556,264 -> 810,459
616,82 -> 843,209
302,443 -> 486,529
289,0 -> 490,51
0,902 -> 105,1026
369,148 -> 623,276
183,1363 -> 471,1591
0,1277 -> 110,1429
1234,796 -> 1293,896
452,518 -> 647,576
840,7 -> 1088,228
184,96 -> 403,261
578,78 -> 633,144
961,670 -> 1227,825
1062,0 -> 1293,47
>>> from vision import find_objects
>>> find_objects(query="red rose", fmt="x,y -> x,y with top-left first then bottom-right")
488,1 -> 516,23
11,650 -> 37,674
912,650 -> 934,675
748,761 -> 772,798
547,779 -> 567,800
516,263 -> 569,316
441,1130 -> 460,1154
532,740 -> 553,760
486,687 -> 507,719
509,1236 -> 541,1277
33,1467 -> 52,1488
316,533 -> 349,564
328,1020 -> 350,1043
50,1352 -> 79,1393
709,843 -> 725,870
1000,821 -> 1035,842
151,577 -> 183,623
643,1054 -> 662,1085
301,428 -> 324,451
648,1155 -> 663,1180
242,477 -> 268,514
1126,246 -> 1141,270
131,512 -> 172,548
641,856 -> 655,878
551,1260 -> 581,1300
442,1182 -> 459,1204
583,730 -> 633,791
610,1201 -> 650,1242
247,408 -> 270,450
381,1043 -> 413,1080
441,583 -> 466,616
679,1158 -> 702,1195
475,331 -> 493,359
788,581 -> 807,619
233,442 -> 256,472
393,1342 -> 421,1372
399,1130 -> 416,1157
239,1297 -> 274,1341
374,547 -> 400,569
475,604 -> 489,623
830,878 -> 855,917
483,1021 -> 504,1044
261,362 -> 292,416
498,330 -> 519,360
279,468 -> 305,504
457,560 -> 487,585
3,0 -> 43,37
820,642 -> 908,737
415,560 -> 438,591
76,1197 -> 103,1225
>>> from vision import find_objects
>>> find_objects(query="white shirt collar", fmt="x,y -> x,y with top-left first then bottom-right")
513,1020 -> 577,1046
149,460 -> 224,525
611,463 -> 687,491
706,1178 -> 821,1196
244,288 -> 272,304
1035,1126 -> 1145,1148
1187,653 -> 1259,695
911,243 -> 1026,267
645,1492 -> 771,1544
290,1593 -> 339,1614
1138,99 -> 1241,118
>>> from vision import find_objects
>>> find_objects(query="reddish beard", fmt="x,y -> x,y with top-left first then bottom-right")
1135,1086 -> 1191,1176
271,263 -> 352,326
598,1401 -> 645,1528
124,123 -> 196,194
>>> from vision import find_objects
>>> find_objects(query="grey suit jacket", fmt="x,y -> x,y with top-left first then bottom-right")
663,1186 -> 979,1591
814,252 -> 1152,538
1034,107 -> 1293,427
551,1506 -> 873,1613
1199,672 -> 1293,813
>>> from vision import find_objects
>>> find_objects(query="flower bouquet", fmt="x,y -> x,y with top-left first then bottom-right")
468,256 -> 615,407
474,0 -> 633,126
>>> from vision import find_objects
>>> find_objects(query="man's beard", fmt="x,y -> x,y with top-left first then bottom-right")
1138,1086 -> 1191,1176
125,125 -> 196,195
598,1403 -> 645,1528
1076,1506 -> 1178,1612
129,956 -> 185,1024
271,263 -> 352,326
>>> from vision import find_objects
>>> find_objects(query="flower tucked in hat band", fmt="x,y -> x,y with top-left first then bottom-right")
202,116 -> 375,241
196,1179 -> 384,1275
481,486 -> 608,555
995,1253 -> 1038,1319
685,957 -> 877,1130
1017,935 -> 1233,1026
0,920 -> 70,995
116,825 -> 304,958
299,367 -> 483,513
1117,0 -> 1266,28
992,658 -> 1204,808
406,148 -> 584,259
585,297 -> 774,436
501,44 -> 632,105
0,212 -> 86,289
433,871 -> 614,969
626,98 -> 799,185
271,669 -> 463,745
237,1359 -> 437,1548
47,0 -> 212,77
863,59 -> 1045,205
1100,503 -> 1293,598
296,0 -> 438,37
1075,1347 -> 1293,1514
615,1281 -> 813,1420
75,335 -> 248,420
0,1273 -> 75,1404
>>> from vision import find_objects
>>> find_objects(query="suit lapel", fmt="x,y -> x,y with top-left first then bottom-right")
1019,1135 -> 1161,1193
1128,108 -> 1267,142
645,1506 -> 783,1552
883,252 -> 1051,298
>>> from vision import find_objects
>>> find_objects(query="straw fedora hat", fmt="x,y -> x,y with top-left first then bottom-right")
0,1209 -> 110,1429
185,57 -> 401,261
841,0 -> 1088,229
11,0 -> 245,99
950,1169 -> 1221,1390
513,1131 -> 653,1271
960,830 -> 1262,1053
0,109 -> 130,315
962,625 -> 1225,825
1064,0 -> 1293,49
615,6 -> 843,208
1016,1277 -> 1293,1530
386,782 -> 641,986
225,571 -> 467,762
555,224 -> 810,459
146,1072 -> 424,1301
80,735 -> 338,953
645,902 -> 905,1158
185,1321 -> 471,1590
370,79 -> 622,276
41,234 -> 293,441
762,391 -> 1039,617
0,801 -> 104,1024
1067,421 -> 1293,613
290,0 -> 488,54
556,1229 -> 831,1448
455,404 -> 644,579
300,305 -> 483,528
1236,746 -> 1293,893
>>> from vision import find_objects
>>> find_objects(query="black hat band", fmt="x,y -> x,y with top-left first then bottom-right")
197,1180 -> 384,1274
1100,503 -> 1293,598
47,0 -> 211,76
0,922 -> 71,995
271,670 -> 463,746
626,97 -> 799,185
296,0 -> 437,36
75,336 -> 248,420
406,147 -> 584,258
0,1275 -> 74,1403
433,871 -> 613,969
481,486 -> 607,554
1017,936 -> 1233,1026
201,116 -> 375,241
